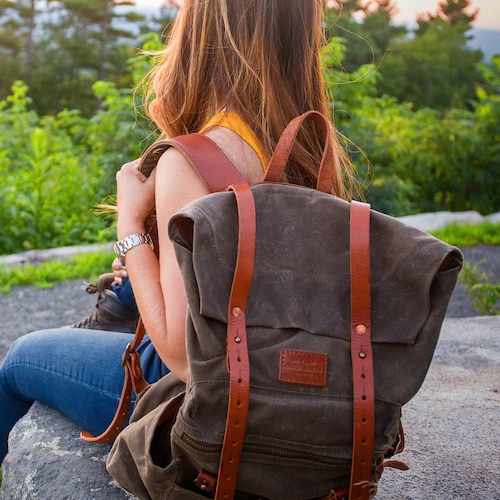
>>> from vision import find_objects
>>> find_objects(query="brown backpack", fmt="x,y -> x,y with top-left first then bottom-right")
97,112 -> 462,499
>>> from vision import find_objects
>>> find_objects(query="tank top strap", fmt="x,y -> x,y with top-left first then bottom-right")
200,112 -> 268,171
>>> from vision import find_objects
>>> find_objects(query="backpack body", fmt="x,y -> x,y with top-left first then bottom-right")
167,182 -> 462,499
106,112 -> 462,500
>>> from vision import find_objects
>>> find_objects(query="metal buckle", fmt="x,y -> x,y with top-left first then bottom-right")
121,342 -> 133,367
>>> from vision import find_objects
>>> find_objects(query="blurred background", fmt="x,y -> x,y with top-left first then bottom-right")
0,0 -> 498,256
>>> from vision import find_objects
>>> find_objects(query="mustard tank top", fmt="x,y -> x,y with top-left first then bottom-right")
200,112 -> 268,171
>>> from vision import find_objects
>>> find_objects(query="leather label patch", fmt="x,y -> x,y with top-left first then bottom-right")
279,349 -> 328,387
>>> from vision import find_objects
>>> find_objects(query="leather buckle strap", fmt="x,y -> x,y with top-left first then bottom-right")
349,201 -> 375,500
215,184 -> 256,500
322,486 -> 350,500
194,469 -> 217,494
80,319 -> 149,443
80,133 -> 247,445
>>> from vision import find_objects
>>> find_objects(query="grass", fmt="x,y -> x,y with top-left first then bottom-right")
430,221 -> 500,316
0,250 -> 114,293
429,221 -> 500,247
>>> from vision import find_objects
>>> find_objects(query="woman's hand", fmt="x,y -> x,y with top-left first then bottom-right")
111,257 -> 128,286
116,158 -> 157,240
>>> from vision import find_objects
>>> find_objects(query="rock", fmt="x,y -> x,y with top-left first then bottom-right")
376,316 -> 500,499
397,210 -> 485,232
485,212 -> 500,224
0,402 -> 136,500
1,317 -> 499,499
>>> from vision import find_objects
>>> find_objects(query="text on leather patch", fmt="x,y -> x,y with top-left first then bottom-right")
279,349 -> 328,387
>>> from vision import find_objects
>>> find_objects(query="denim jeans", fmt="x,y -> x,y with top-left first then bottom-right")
113,277 -> 138,312
0,327 -> 168,463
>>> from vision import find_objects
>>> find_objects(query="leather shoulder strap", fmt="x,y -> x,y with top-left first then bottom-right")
349,200 -> 375,500
81,133 -> 247,445
139,133 -> 246,190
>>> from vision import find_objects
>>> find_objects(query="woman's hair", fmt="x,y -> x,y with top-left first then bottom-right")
145,0 -> 359,200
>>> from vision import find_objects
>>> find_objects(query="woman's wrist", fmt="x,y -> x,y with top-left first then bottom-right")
117,222 -> 147,241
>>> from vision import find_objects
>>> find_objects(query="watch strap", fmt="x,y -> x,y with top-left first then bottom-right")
113,233 -> 153,264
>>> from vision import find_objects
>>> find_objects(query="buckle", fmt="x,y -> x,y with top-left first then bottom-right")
121,343 -> 133,367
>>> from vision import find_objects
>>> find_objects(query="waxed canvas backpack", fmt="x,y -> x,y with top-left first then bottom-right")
101,111 -> 463,500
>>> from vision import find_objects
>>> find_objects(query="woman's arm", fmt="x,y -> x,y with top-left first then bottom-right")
116,147 -> 208,382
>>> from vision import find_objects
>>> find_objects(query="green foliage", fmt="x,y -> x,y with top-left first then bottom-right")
0,34 -> 162,255
324,1 -> 483,112
430,221 -> 500,317
0,82 -> 110,253
378,21 -> 482,109
459,260 -> 500,315
331,57 -> 500,215
0,1 -> 497,254
322,37 -> 378,120
325,0 -> 407,73
320,4 -> 498,216
0,250 -> 115,293
430,222 -> 500,247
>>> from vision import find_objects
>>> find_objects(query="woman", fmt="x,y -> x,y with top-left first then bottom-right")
0,0 -> 359,464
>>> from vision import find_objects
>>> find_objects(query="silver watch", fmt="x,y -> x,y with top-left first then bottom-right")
113,233 -> 154,265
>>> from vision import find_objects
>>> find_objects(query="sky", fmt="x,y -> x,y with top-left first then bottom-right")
133,0 -> 500,31
391,0 -> 499,30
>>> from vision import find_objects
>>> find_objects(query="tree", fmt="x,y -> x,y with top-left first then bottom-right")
377,0 -> 482,110
55,0 -> 143,81
325,0 -> 406,73
0,0 -> 46,97
34,0 -> 144,114
362,1 -> 406,61
147,1 -> 179,43
431,0 -> 478,30
328,0 -> 366,16
0,0 -> 147,115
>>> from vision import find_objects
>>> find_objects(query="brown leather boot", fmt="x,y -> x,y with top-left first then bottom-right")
65,273 -> 139,333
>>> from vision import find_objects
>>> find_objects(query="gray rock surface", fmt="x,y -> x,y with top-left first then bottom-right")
398,210 -> 500,232
0,403 -> 135,499
1,317 -> 498,499
0,242 -> 498,499
376,316 -> 500,500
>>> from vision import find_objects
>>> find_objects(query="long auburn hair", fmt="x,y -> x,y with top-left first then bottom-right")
145,0 -> 359,200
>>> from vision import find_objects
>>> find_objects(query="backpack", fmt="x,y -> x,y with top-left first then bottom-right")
100,111 -> 463,499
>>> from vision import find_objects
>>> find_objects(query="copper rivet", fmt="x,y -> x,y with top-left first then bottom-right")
356,324 -> 367,335
232,307 -> 242,317
359,351 -> 367,359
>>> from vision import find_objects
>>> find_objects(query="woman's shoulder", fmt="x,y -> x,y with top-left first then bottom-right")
156,147 -> 209,210
203,127 -> 264,185
154,130 -> 262,226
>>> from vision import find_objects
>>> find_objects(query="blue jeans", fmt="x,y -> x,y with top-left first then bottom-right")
113,277 -> 138,312
0,328 -> 168,463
